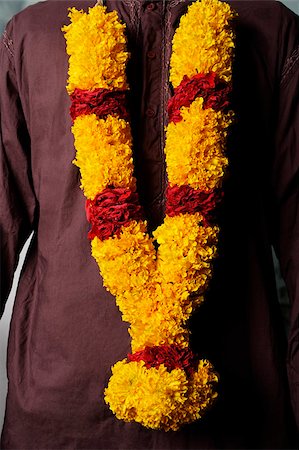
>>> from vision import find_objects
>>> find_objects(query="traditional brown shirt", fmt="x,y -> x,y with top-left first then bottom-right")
1,0 -> 299,448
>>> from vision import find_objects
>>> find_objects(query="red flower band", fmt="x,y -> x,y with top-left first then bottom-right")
166,184 -> 224,225
85,187 -> 144,241
168,71 -> 232,123
128,344 -> 197,376
70,87 -> 130,122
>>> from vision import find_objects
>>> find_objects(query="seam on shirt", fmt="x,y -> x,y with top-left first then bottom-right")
122,0 -> 142,43
280,44 -> 299,87
160,1 -> 165,209
169,0 -> 184,7
1,28 -> 14,60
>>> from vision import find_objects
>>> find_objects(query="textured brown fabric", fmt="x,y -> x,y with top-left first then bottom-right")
1,0 -> 299,448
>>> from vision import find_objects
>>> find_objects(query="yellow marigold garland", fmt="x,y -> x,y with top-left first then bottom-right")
61,0 -> 238,431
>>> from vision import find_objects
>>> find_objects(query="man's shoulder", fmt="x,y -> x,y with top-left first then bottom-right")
6,1 -> 94,42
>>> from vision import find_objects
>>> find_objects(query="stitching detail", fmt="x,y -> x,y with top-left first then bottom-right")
159,0 -> 173,210
280,43 -> 299,87
122,0 -> 142,42
169,0 -> 185,7
119,0 -> 187,213
158,0 -> 167,210
159,0 -> 186,210
2,28 -> 14,59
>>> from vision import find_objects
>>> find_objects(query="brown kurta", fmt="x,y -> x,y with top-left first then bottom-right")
1,0 -> 299,448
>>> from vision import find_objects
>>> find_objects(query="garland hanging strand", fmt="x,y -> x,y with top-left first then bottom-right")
61,0 -> 238,431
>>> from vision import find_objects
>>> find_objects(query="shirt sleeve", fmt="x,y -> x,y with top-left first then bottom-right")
271,40 -> 299,431
0,19 -> 38,320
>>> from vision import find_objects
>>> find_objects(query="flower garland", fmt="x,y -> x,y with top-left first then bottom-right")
61,0 -> 238,431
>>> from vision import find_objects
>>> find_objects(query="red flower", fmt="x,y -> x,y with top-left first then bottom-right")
168,71 -> 231,123
166,184 -> 224,226
85,187 -> 144,240
128,343 -> 197,376
70,87 -> 130,122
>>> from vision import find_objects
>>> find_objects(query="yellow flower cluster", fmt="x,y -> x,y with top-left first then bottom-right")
104,359 -> 218,431
91,213 -> 219,352
164,97 -> 234,190
169,0 -> 238,87
71,113 -> 136,199
91,220 -> 156,298
61,5 -> 130,93
62,0 -> 237,431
